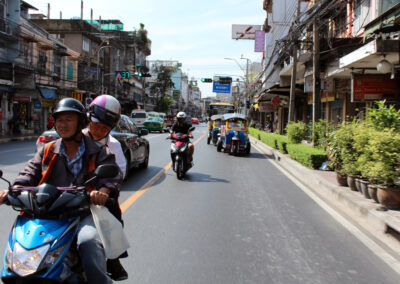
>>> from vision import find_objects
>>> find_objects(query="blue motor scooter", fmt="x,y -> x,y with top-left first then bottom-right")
0,165 -> 118,284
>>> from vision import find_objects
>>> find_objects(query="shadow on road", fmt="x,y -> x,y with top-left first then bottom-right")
183,172 -> 230,183
121,166 -> 165,193
247,152 -> 272,160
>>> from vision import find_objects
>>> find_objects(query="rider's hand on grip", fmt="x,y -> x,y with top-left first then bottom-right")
90,190 -> 109,206
0,189 -> 8,205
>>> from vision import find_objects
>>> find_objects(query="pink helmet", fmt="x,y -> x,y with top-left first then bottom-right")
88,94 -> 121,128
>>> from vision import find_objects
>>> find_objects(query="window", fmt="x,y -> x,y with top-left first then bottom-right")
67,61 -> 74,81
82,36 -> 90,52
53,54 -> 62,76
353,0 -> 371,35
380,0 -> 400,15
37,50 -> 47,73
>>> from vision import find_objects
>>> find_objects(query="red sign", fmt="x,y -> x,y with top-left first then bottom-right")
259,102 -> 275,112
13,96 -> 31,102
272,96 -> 280,106
352,75 -> 398,102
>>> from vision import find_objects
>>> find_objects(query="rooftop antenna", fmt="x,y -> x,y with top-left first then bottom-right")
81,0 -> 83,20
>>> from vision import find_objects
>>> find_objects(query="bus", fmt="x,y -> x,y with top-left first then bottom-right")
207,102 -> 235,116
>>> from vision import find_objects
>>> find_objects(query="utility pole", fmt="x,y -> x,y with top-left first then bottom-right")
312,19 -> 321,145
288,0 -> 301,122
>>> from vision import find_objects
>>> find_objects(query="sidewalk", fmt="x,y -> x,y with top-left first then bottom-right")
0,133 -> 38,143
250,136 -> 400,235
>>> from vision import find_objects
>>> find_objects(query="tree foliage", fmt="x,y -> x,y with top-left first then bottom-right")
149,64 -> 176,113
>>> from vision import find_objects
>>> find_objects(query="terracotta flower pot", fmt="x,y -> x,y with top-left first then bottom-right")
335,171 -> 348,187
377,185 -> 400,210
355,178 -> 362,192
347,175 -> 357,191
368,184 -> 379,203
359,179 -> 370,199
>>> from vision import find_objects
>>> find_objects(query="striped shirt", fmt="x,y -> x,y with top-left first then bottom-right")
59,139 -> 86,177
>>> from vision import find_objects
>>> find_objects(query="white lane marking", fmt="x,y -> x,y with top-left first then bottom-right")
252,143 -> 400,275
0,148 -> 32,154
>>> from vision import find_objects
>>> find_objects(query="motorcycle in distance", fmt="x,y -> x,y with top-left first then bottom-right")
168,127 -> 195,180
0,164 -> 118,284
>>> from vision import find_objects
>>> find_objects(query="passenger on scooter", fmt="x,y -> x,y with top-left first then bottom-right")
84,94 -> 128,281
0,98 -> 121,284
167,111 -> 194,163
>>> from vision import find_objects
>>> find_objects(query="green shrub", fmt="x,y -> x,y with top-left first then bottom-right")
335,122 -> 360,176
367,100 -> 400,131
285,121 -> 307,144
367,129 -> 400,187
287,144 -> 328,169
353,123 -> 374,179
275,135 -> 289,154
308,119 -> 335,149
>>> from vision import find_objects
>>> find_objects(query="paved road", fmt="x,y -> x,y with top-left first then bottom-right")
0,126 -> 399,283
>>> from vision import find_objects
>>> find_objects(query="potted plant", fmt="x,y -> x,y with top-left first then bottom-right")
327,127 -> 347,186
334,122 -> 359,190
354,123 -> 373,198
368,129 -> 400,209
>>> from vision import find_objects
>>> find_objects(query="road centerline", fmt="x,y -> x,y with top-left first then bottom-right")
120,131 -> 206,213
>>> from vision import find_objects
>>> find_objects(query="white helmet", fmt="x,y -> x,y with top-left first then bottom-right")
176,111 -> 187,119
89,94 -> 121,128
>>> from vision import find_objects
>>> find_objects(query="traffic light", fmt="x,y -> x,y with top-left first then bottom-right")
137,72 -> 152,77
219,77 -> 232,84
136,65 -> 151,77
201,78 -> 213,83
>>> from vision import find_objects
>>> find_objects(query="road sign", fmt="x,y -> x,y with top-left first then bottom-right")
115,71 -> 130,79
213,76 -> 231,94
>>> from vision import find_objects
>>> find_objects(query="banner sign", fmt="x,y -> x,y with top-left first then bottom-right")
232,25 -> 262,40
254,30 -> 265,52
351,74 -> 398,102
72,92 -> 83,102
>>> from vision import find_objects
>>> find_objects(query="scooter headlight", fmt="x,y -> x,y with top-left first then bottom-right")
171,144 -> 179,153
39,244 -> 67,271
12,242 -> 50,277
180,145 -> 187,152
234,131 -> 239,136
5,242 -> 12,270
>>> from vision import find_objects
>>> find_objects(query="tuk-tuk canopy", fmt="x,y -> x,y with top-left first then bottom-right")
222,113 -> 246,121
211,114 -> 223,121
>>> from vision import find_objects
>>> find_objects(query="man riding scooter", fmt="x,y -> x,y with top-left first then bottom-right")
167,112 -> 194,164
0,98 -> 121,284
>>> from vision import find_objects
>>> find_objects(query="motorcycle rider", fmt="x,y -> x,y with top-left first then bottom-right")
84,94 -> 128,281
0,98 -> 121,284
167,111 -> 194,163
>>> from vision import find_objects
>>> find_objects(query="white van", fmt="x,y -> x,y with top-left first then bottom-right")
147,111 -> 159,118
131,109 -> 147,127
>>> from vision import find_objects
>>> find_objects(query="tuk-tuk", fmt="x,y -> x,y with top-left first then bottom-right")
207,114 -> 223,145
217,113 -> 250,155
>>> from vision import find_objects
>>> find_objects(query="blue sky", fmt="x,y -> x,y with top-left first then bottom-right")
27,0 -> 266,97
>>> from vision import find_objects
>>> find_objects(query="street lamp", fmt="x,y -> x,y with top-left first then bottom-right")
96,45 -> 111,82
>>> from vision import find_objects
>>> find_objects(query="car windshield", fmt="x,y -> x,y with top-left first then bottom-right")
132,113 -> 146,118
228,120 -> 246,130
147,117 -> 160,121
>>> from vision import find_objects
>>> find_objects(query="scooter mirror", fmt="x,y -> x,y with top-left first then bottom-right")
189,127 -> 195,132
0,170 -> 2,178
94,164 -> 119,179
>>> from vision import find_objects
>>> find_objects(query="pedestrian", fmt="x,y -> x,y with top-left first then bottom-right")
0,98 -> 122,284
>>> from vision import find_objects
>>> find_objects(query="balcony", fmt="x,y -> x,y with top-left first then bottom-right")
0,18 -> 20,42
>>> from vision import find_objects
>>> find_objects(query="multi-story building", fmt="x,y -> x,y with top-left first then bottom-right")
0,1 -> 79,135
257,0 -> 400,133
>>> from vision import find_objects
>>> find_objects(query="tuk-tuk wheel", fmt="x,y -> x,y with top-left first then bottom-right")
217,141 -> 222,152
246,143 -> 251,155
207,136 -> 211,144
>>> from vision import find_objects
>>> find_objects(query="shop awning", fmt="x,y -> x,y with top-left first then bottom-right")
0,85 -> 16,92
39,87 -> 57,100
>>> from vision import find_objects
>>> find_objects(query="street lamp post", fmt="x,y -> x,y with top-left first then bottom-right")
96,45 -> 111,89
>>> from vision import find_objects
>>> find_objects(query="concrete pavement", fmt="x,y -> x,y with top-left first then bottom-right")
250,135 -> 400,236
0,134 -> 38,143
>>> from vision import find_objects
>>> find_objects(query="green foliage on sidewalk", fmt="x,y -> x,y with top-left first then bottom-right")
249,127 -> 327,169
286,121 -> 306,144
287,144 -> 328,169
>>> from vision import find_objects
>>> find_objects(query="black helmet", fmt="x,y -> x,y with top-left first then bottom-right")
53,98 -> 86,119
53,98 -> 87,142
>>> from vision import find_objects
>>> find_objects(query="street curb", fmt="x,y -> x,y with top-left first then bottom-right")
0,136 -> 37,143
250,136 -> 400,235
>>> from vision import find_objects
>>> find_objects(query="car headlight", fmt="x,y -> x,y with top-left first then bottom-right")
12,242 -> 50,277
39,244 -> 66,271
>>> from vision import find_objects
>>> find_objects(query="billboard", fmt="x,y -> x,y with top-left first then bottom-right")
232,25 -> 262,40
213,76 -> 232,94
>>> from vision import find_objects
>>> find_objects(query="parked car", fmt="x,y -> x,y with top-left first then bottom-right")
191,117 -> 199,124
143,116 -> 166,133
36,114 -> 150,176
